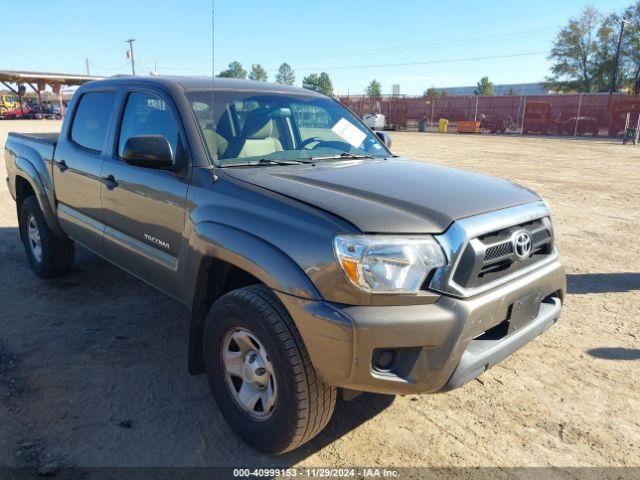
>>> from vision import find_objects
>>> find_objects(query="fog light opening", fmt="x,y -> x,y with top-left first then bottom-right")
373,349 -> 396,371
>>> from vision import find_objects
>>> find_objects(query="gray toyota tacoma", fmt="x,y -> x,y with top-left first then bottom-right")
4,77 -> 565,454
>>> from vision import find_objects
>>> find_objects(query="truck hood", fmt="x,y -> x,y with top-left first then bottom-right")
223,157 -> 540,233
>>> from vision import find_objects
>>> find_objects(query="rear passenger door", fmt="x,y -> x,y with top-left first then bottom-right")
101,88 -> 189,297
53,90 -> 116,255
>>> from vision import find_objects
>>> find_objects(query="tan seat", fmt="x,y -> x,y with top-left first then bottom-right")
192,104 -> 229,159
237,114 -> 283,159
198,120 -> 229,159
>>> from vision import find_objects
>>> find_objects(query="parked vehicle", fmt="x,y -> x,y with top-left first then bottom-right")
1,104 -> 32,119
4,76 -> 565,454
0,93 -> 20,117
363,112 -> 385,130
25,101 -> 63,119
479,113 -> 514,133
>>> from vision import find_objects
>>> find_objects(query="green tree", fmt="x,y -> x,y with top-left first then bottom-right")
547,5 -> 640,93
593,13 -> 627,92
248,64 -> 268,82
425,86 -> 438,96
303,72 -> 334,96
302,73 -> 321,91
547,6 -> 601,92
218,61 -> 247,79
624,2 -> 640,94
474,76 -> 494,96
275,63 -> 295,85
366,79 -> 382,98
318,72 -> 334,96
506,87 -> 517,96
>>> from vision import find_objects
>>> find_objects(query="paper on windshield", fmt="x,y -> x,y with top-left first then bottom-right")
331,118 -> 367,148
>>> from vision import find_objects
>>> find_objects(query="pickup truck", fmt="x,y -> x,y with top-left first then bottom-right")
4,76 -> 565,454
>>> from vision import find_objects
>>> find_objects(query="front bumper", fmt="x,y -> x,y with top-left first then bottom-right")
277,258 -> 565,395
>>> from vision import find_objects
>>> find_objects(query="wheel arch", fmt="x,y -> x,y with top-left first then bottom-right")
185,221 -> 321,374
14,158 -> 64,236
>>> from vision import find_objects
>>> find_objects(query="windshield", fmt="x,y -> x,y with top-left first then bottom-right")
186,90 -> 390,166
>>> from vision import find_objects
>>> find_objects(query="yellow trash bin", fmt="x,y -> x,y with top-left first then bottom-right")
438,118 -> 449,133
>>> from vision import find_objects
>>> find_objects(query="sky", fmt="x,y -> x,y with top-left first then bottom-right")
1,0 -> 633,95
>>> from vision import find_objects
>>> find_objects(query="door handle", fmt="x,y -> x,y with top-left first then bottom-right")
56,160 -> 68,172
101,175 -> 118,190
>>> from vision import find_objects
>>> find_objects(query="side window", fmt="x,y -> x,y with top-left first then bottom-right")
70,92 -> 116,152
118,92 -> 179,160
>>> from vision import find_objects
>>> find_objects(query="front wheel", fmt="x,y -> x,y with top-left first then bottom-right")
203,285 -> 336,454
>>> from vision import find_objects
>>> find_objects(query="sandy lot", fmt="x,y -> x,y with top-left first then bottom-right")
1,121 -> 638,473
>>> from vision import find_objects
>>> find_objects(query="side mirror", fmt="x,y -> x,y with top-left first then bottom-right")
121,135 -> 174,169
375,131 -> 392,149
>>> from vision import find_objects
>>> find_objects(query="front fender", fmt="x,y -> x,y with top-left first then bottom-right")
183,221 -> 321,305
14,157 -> 64,236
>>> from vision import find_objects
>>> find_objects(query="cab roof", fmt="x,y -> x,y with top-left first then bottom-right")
87,75 -> 323,97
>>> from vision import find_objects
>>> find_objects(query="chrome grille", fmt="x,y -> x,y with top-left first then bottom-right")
429,202 -> 558,298
484,242 -> 513,261
532,229 -> 551,244
453,217 -> 553,289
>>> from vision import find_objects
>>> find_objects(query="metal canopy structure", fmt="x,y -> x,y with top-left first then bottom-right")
0,69 -> 104,117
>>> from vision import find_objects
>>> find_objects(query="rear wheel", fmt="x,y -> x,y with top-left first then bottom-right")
203,284 -> 336,454
19,196 -> 75,278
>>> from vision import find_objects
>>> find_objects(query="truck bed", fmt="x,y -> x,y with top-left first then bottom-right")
4,132 -> 60,190
8,131 -> 59,146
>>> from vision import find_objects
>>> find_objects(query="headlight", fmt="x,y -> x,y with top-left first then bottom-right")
334,235 -> 446,293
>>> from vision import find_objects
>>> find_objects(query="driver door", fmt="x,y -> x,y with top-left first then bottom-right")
101,88 -> 189,298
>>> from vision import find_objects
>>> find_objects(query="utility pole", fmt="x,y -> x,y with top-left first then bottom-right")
85,58 -> 90,76
125,38 -> 136,75
609,17 -> 629,94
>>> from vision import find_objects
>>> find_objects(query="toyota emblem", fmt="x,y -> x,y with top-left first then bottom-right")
512,231 -> 532,259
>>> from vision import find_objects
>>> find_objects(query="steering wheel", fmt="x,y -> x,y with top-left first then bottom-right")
300,137 -> 322,148
307,140 -> 354,151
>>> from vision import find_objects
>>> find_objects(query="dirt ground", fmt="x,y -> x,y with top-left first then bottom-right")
0,120 -> 638,472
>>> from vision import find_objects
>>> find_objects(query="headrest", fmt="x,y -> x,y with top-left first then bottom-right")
243,112 -> 274,140
194,108 -> 210,121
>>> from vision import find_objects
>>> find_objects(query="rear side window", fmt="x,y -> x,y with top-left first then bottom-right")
70,92 -> 115,152
118,92 -> 179,160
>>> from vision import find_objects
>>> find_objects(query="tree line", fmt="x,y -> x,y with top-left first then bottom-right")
218,0 -> 640,101
217,61 -> 384,98
547,2 -> 640,93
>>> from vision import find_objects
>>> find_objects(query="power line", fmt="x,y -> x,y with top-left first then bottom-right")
269,26 -> 560,64
144,65 -> 212,73
289,50 -> 549,73
87,60 -> 130,71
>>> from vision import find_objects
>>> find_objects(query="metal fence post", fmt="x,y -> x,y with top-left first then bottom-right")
431,97 -> 435,130
520,96 -> 527,134
574,93 -> 583,136
474,96 -> 479,122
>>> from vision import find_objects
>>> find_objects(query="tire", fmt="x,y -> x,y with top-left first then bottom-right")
203,284 -> 336,454
19,196 -> 75,278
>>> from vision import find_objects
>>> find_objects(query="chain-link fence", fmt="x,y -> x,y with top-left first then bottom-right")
339,94 -> 640,137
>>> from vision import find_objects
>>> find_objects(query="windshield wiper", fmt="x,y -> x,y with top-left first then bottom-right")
304,152 -> 375,161
257,158 -> 306,165
223,158 -> 306,167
